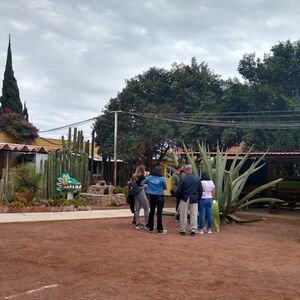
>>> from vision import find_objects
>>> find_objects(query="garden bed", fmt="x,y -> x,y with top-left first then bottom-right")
0,205 -> 90,213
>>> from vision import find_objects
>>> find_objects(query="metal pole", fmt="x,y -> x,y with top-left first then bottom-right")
91,129 -> 95,183
113,111 -> 118,187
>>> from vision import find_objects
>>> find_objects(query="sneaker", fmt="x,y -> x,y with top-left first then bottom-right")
157,229 -> 167,235
135,223 -> 143,229
198,229 -> 204,235
179,230 -> 186,236
207,229 -> 212,234
148,229 -> 154,233
191,231 -> 197,237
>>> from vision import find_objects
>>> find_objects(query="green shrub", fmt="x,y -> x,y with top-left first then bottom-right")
61,198 -> 86,208
46,198 -> 63,207
115,185 -> 128,197
8,201 -> 26,208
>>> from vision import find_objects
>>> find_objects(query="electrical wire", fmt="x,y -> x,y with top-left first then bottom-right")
39,109 -> 300,133
124,111 -> 300,129
39,117 -> 97,133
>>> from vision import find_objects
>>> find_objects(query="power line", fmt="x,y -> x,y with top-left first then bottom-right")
39,109 -> 300,133
39,117 -> 97,133
124,111 -> 300,129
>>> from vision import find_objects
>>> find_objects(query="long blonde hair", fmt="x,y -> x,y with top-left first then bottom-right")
132,164 -> 145,180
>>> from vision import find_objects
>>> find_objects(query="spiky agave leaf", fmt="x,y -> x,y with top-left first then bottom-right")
197,142 -> 213,179
236,197 -> 284,211
212,200 -> 220,232
183,143 -> 198,176
214,146 -> 228,209
223,173 -> 232,216
227,214 -> 264,223
230,145 -> 254,179
234,178 -> 283,211
171,151 -> 180,167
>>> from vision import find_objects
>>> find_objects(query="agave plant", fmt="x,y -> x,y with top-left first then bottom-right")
183,143 -> 283,226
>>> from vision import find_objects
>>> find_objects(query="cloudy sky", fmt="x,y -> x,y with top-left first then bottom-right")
0,0 -> 300,139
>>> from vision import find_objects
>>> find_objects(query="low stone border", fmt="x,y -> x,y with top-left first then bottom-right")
79,193 -> 126,207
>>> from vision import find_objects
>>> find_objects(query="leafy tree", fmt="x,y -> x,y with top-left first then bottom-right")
0,37 -> 23,114
95,67 -> 175,168
169,59 -> 224,148
95,41 -> 300,169
95,59 -> 227,167
233,40 -> 300,150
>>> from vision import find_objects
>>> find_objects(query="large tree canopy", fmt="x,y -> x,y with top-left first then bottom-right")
95,40 -> 300,166
94,59 -> 223,167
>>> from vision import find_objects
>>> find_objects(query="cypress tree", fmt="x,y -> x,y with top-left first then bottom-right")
0,35 -> 23,114
22,101 -> 29,121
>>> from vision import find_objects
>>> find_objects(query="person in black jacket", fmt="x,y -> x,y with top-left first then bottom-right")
176,164 -> 203,236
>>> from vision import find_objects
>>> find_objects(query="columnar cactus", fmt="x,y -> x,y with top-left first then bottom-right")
42,128 -> 90,199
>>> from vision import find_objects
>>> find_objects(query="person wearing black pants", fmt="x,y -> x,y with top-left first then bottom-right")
148,194 -> 164,232
142,166 -> 167,235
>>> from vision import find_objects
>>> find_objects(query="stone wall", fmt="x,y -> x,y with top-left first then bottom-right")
79,193 -> 126,207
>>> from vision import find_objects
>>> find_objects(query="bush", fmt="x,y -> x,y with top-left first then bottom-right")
8,201 -> 26,208
61,198 -> 86,208
0,110 -> 39,141
115,185 -> 128,197
46,198 -> 63,207
12,163 -> 42,194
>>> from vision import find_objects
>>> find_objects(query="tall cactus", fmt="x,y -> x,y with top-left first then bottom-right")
0,168 -> 15,201
42,127 -> 91,199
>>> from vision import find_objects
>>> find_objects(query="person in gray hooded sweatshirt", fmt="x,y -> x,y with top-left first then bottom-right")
176,164 -> 203,236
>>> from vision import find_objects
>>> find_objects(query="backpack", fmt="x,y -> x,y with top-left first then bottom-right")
127,179 -> 141,196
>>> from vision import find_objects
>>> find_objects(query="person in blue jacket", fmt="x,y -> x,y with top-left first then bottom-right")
142,165 -> 167,235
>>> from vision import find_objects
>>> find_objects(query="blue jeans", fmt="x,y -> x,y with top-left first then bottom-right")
198,198 -> 212,230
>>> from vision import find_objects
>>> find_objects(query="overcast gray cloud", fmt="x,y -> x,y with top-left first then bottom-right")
0,0 -> 300,138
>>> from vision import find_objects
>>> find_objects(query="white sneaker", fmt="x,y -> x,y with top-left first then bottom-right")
198,229 -> 204,235
157,229 -> 167,235
207,229 -> 212,234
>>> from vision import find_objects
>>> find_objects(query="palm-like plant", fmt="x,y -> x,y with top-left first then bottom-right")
183,143 -> 283,228
11,163 -> 43,203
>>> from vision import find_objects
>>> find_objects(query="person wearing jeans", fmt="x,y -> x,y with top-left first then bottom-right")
176,164 -> 203,236
132,165 -> 149,229
142,166 -> 167,235
198,171 -> 215,234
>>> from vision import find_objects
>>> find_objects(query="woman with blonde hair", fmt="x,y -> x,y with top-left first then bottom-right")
132,164 -> 149,229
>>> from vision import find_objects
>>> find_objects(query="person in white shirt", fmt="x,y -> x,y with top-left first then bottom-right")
198,171 -> 215,234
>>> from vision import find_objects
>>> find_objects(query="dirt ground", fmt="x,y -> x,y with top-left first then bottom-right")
0,215 -> 299,300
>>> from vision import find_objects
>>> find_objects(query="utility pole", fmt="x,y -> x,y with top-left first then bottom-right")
110,111 -> 121,187
91,129 -> 95,182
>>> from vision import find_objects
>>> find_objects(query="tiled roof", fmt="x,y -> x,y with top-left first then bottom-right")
0,142 -> 59,153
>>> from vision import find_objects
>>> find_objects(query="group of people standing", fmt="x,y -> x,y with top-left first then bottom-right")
127,163 -> 215,236
128,164 -> 167,235
173,165 -> 215,236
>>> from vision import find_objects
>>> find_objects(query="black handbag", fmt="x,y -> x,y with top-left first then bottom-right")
127,179 -> 141,196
